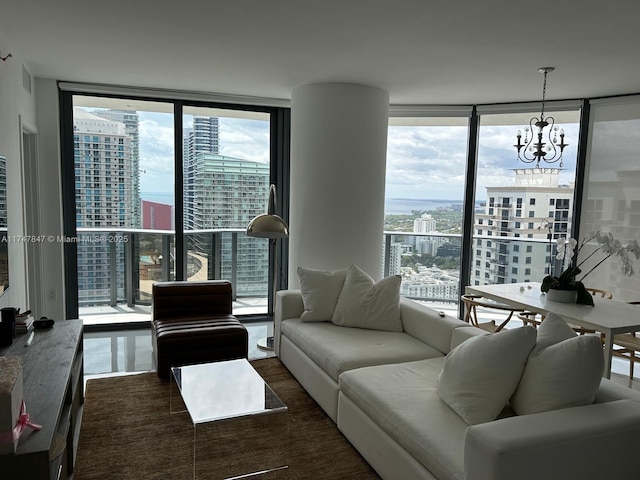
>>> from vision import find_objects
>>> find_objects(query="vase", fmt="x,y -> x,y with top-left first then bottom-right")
545,288 -> 578,303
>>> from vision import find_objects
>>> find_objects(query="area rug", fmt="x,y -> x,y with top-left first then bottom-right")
74,358 -> 380,479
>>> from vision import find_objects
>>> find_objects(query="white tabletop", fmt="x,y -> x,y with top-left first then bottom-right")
466,282 -> 640,332
171,358 -> 286,424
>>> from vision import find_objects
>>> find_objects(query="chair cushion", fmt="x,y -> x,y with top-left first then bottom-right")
332,264 -> 402,332
437,326 -> 536,425
153,316 -> 248,379
510,313 -> 604,415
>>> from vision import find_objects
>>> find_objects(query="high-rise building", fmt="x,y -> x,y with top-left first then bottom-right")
73,108 -> 137,304
142,200 -> 174,230
92,109 -> 141,227
413,213 -> 436,233
184,116 -> 220,230
185,152 -> 270,296
386,242 -> 403,275
180,116 -> 271,296
412,213 -> 442,255
472,168 -> 574,285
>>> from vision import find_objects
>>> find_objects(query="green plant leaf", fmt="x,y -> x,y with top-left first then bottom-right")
575,281 -> 594,306
559,266 -> 581,282
541,275 -> 559,292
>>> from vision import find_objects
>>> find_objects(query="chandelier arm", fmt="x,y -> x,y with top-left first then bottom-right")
517,117 -> 538,163
544,115 -> 560,163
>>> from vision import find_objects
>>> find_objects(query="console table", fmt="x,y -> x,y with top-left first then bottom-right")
0,319 -> 84,480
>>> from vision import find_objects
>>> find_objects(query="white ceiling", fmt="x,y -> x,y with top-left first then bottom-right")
2,0 -> 639,106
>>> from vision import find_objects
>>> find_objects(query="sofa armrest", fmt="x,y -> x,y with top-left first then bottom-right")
464,400 -> 640,480
399,297 -> 471,354
274,290 -> 304,355
451,325 -> 487,350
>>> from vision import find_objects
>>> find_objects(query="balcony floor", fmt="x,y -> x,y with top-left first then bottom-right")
79,297 -> 268,326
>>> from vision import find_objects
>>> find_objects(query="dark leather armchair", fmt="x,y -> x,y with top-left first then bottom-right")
151,280 -> 248,379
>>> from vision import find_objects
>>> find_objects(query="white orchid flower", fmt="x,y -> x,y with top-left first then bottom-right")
626,240 -> 640,260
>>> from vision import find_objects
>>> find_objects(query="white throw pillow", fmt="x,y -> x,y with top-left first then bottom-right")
437,326 -> 537,425
510,313 -> 604,415
531,312 -> 576,353
297,266 -> 347,322
331,265 -> 403,332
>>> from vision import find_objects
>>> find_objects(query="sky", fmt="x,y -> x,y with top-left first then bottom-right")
137,113 -> 270,203
135,110 -> 581,204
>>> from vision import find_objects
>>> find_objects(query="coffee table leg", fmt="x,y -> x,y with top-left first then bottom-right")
170,370 -> 187,414
193,410 -> 288,479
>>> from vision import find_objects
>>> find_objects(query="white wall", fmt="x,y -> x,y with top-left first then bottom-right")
288,83 -> 389,287
34,78 -> 65,320
0,35 -> 36,312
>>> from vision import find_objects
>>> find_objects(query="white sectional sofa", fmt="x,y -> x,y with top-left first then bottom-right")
274,288 -> 640,480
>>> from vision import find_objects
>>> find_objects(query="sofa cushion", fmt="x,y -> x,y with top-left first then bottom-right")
281,318 -> 441,382
340,358 -> 471,480
437,326 -> 536,425
297,266 -> 347,322
510,313 -> 604,415
332,264 -> 402,332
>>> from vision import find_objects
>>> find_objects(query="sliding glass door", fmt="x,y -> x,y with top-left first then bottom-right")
71,96 -> 175,313
182,106 -> 272,312
64,93 -> 285,323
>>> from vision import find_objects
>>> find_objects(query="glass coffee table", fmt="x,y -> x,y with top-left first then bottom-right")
170,358 -> 288,479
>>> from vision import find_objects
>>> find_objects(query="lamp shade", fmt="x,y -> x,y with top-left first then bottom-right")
246,184 -> 289,239
246,213 -> 289,238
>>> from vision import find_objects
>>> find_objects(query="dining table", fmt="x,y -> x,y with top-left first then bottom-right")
465,282 -> 640,379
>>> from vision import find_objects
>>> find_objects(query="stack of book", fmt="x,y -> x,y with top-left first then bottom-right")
16,314 -> 34,334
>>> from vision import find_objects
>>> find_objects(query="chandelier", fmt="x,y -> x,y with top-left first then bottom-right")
514,67 -> 568,167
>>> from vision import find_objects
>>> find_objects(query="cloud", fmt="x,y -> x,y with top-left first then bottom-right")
139,113 -> 176,196
219,118 -> 270,164
385,121 -> 581,201
386,125 -> 468,199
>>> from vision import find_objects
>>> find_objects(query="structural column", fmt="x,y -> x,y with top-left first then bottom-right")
288,83 -> 389,287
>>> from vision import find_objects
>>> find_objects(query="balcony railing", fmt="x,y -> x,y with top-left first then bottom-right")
76,228 -> 557,325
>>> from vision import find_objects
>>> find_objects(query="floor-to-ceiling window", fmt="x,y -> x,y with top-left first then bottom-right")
182,106 -> 272,312
384,113 -> 470,312
62,91 -> 287,324
383,104 -> 583,315
580,96 -> 640,301
70,96 -> 175,314
473,107 -> 580,287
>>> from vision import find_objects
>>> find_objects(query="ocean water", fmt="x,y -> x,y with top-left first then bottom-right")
384,198 -> 464,215
140,194 -> 472,216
